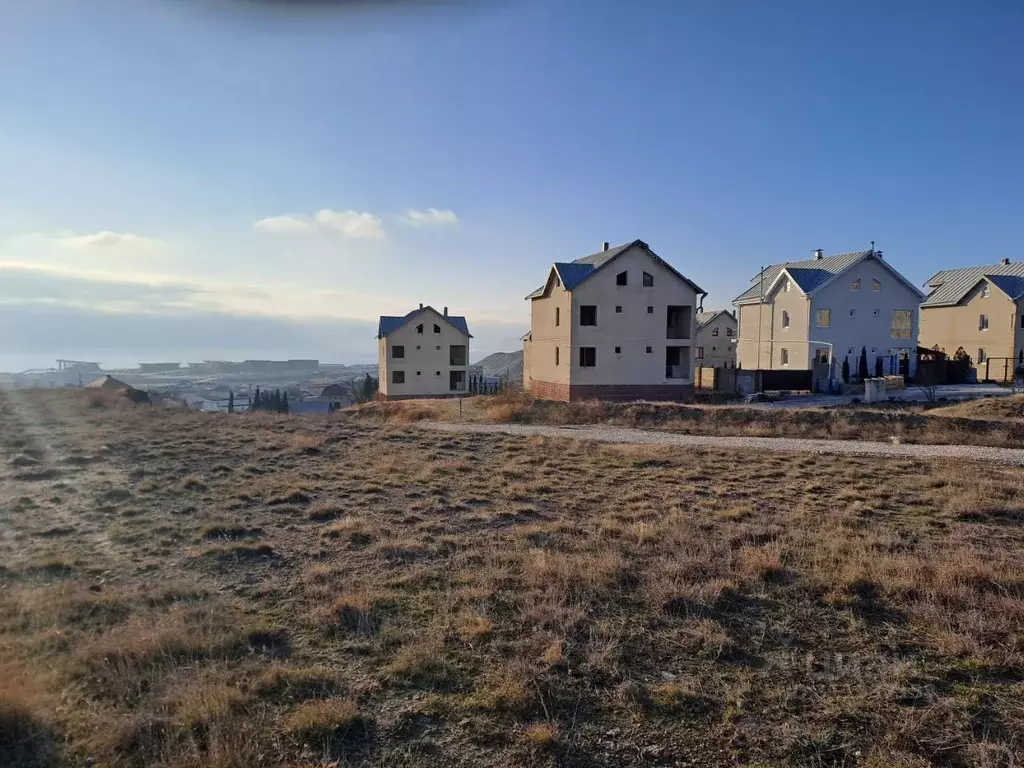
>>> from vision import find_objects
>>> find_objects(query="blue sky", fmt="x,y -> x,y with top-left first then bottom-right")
1,0 -> 1022,370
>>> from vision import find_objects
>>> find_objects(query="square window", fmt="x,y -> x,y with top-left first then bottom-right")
392,370 -> 405,384
579,347 -> 596,367
643,272 -> 654,287
614,346 -> 621,354
616,271 -> 628,286
392,345 -> 405,359
580,305 -> 597,326
816,309 -> 831,328
647,306 -> 654,314
646,346 -> 652,354
615,306 -> 622,313
416,371 -> 421,376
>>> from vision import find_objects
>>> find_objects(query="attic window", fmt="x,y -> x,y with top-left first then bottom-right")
851,278 -> 861,291
783,279 -> 791,293
616,271 -> 628,286
981,284 -> 991,298
416,324 -> 423,334
643,272 -> 654,287
872,279 -> 880,292
434,324 -> 441,333
712,327 -> 719,337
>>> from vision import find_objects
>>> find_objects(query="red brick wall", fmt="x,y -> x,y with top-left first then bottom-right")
529,380 -> 693,403
528,379 -> 571,402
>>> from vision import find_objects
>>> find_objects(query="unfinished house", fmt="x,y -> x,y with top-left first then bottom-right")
733,248 -> 924,379
695,310 -> 737,369
377,305 -> 472,400
523,239 -> 706,402
919,259 -> 1024,381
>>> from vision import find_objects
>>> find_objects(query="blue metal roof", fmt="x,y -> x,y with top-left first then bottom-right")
377,306 -> 472,338
923,262 -> 1024,307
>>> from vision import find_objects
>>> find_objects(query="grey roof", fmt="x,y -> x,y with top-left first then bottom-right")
377,306 -> 472,338
733,251 -> 871,304
526,239 -> 705,299
696,309 -> 735,331
922,261 -> 1024,307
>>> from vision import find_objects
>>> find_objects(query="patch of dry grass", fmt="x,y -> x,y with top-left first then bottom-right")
2,388 -> 1023,767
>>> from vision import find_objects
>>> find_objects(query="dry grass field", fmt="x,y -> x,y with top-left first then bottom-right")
354,392 -> 1024,448
2,389 -> 1023,767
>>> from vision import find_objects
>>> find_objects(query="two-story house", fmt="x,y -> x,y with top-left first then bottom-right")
523,239 -> 706,402
695,310 -> 737,369
733,248 -> 924,378
377,305 -> 471,400
919,259 -> 1024,381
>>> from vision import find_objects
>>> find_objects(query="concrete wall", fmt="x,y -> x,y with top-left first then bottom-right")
810,257 -> 920,376
523,271 -> 572,392
696,312 -> 737,369
378,308 -> 470,398
920,283 -> 1021,379
736,276 -> 811,369
568,245 -> 698,386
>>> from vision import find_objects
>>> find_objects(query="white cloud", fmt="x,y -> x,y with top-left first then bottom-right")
314,209 -> 386,239
400,208 -> 459,226
253,215 -> 317,234
12,231 -> 169,253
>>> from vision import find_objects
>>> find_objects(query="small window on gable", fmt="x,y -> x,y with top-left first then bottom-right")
851,278 -> 861,291
712,327 -> 719,337
416,324 -> 423,334
616,271 -> 628,286
434,324 -> 441,334
643,272 -> 654,287
783,279 -> 791,293
981,284 -> 991,298
646,346 -> 652,354
726,327 -> 734,336
614,346 -> 621,354
872,279 -> 880,292
647,306 -> 654,314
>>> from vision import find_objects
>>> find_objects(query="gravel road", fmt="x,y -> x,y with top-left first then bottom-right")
422,421 -> 1024,466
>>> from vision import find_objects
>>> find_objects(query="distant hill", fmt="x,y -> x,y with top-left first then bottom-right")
474,350 -> 523,381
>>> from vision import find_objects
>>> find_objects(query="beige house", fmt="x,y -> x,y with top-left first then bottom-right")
733,249 -> 924,378
523,239 -> 706,402
919,259 -> 1024,381
377,305 -> 471,400
695,310 -> 737,369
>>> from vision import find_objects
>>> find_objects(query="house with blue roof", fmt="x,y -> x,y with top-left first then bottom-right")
919,258 -> 1024,381
523,240 -> 706,402
376,304 -> 472,399
733,248 -> 924,380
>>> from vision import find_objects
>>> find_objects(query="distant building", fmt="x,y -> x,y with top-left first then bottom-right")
695,310 -> 737,369
919,259 -> 1024,381
733,249 -> 923,378
377,305 -> 472,400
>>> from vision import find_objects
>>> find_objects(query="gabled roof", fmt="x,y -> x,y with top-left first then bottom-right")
733,250 -> 924,305
377,306 -> 472,339
922,261 -> 1024,307
696,309 -> 736,331
526,239 -> 706,300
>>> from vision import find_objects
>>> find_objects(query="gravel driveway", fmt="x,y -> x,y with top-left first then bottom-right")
422,421 -> 1024,466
